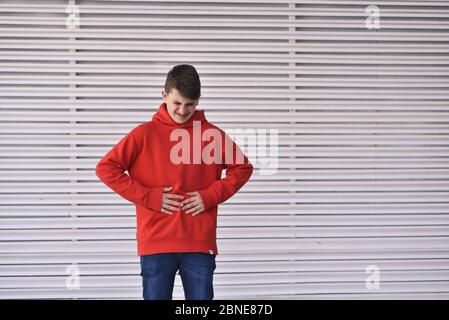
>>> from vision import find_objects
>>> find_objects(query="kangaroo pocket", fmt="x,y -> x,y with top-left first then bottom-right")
184,210 -> 216,243
144,210 -> 180,241
143,209 -> 215,243
144,188 -> 190,241
141,188 -> 216,243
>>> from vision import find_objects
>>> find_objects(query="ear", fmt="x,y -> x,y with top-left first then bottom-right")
161,90 -> 167,103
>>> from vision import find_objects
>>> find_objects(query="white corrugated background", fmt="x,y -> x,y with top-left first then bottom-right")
1,0 -> 449,299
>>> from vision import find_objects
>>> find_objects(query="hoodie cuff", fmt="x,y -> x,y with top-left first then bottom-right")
145,186 -> 164,212
198,188 -> 218,212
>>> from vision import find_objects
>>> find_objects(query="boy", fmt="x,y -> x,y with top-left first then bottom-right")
95,64 -> 253,300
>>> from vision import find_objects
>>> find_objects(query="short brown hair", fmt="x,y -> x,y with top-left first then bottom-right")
164,64 -> 201,100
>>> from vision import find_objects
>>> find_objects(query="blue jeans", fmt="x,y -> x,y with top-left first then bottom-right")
139,252 -> 216,300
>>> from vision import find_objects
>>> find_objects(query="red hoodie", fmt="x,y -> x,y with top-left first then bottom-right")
95,102 -> 253,256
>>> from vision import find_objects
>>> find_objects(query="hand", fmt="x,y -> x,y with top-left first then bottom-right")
160,186 -> 183,215
181,191 -> 205,216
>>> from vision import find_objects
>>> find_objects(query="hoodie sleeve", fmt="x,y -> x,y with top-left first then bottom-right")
198,131 -> 254,211
95,127 -> 163,211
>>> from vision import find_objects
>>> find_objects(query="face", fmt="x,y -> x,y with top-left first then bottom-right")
162,88 -> 200,124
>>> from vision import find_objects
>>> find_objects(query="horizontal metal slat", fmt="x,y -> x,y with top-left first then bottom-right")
1,238 -> 448,254
2,258 -> 449,276
3,40 -> 449,52
2,18 -> 449,30
1,214 -> 449,229
1,99 -> 448,110
3,169 -> 449,181
3,250 -> 449,265
3,271 -> 449,290
3,145 -> 449,157
4,158 -> 449,170
1,226 -> 449,241
3,181 -> 449,194
3,28 -> 449,41
2,76 -> 449,88
1,203 -> 448,218
2,191 -> 449,205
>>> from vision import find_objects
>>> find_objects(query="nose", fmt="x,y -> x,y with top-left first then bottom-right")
177,106 -> 189,116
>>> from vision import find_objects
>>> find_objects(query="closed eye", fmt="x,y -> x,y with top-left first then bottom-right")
174,101 -> 194,106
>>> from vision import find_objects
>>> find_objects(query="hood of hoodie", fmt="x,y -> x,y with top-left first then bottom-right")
152,102 -> 207,128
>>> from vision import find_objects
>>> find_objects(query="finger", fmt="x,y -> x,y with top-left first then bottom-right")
162,203 -> 179,211
165,193 -> 184,199
181,197 -> 196,206
182,202 -> 197,210
186,205 -> 200,214
191,207 -> 203,216
165,199 -> 182,206
163,186 -> 173,192
160,208 -> 173,215
192,209 -> 203,216
187,191 -> 199,195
